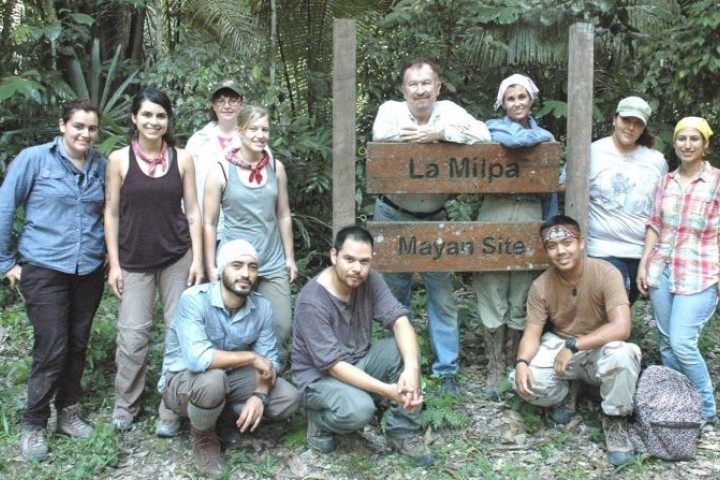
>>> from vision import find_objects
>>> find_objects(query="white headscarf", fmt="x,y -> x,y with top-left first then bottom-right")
216,239 -> 258,275
495,74 -> 540,110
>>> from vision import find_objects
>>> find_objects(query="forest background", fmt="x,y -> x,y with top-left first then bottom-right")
1,1 -> 720,479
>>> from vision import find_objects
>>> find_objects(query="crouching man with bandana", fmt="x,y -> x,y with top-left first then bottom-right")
157,239 -> 299,477
509,215 -> 641,466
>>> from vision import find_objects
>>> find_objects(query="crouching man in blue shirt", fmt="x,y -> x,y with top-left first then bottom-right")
158,239 -> 299,478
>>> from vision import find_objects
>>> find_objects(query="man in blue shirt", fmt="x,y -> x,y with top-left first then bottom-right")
158,239 -> 299,478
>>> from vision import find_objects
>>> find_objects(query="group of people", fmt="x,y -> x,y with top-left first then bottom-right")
369,58 -> 720,467
1,56 -> 718,475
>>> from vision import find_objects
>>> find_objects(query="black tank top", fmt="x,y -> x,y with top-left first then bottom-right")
119,146 -> 190,271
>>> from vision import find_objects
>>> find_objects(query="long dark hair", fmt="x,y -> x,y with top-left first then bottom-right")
130,87 -> 176,146
614,113 -> 656,149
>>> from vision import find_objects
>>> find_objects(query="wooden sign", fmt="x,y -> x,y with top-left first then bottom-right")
368,221 -> 549,272
367,142 -> 562,194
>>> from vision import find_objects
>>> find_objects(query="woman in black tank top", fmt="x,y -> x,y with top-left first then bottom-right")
104,88 -> 203,432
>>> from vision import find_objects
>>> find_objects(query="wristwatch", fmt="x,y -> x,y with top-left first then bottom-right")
252,391 -> 269,407
564,336 -> 579,354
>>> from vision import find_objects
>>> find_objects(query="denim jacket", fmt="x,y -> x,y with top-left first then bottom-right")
0,137 -> 106,275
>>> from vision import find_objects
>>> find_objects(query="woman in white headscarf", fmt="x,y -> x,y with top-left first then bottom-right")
473,74 -> 555,400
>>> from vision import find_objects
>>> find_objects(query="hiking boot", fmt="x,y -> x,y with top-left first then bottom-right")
155,418 -> 182,438
112,415 -> 133,432
602,416 -> 635,466
505,328 -> 522,368
553,381 -> 580,425
701,416 -> 717,436
57,405 -> 93,438
216,419 -> 243,451
483,326 -> 505,400
20,425 -> 48,462
387,434 -> 435,467
440,375 -> 460,395
307,417 -> 336,454
191,426 -> 227,478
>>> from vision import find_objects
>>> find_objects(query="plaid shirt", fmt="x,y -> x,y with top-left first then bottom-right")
646,162 -> 720,295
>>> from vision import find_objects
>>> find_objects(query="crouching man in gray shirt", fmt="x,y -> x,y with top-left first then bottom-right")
158,239 -> 299,478
292,225 -> 433,467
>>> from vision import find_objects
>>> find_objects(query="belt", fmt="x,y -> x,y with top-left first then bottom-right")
378,195 -> 445,219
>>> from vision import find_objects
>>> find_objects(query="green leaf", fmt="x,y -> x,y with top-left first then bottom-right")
69,13 -> 95,26
0,76 -> 44,103
45,23 -> 62,42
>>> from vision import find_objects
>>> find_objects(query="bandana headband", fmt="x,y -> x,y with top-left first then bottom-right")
542,225 -> 579,245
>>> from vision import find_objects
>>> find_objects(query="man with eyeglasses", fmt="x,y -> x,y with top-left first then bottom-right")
371,58 -> 491,394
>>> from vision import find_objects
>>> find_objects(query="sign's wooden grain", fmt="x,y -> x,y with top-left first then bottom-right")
368,221 -> 549,272
367,142 -> 562,194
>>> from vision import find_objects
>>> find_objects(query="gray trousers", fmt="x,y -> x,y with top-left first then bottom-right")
509,332 -> 641,416
162,367 -> 300,427
304,337 -> 422,439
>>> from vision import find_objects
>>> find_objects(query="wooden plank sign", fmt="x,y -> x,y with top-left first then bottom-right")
368,221 -> 549,272
367,142 -> 562,194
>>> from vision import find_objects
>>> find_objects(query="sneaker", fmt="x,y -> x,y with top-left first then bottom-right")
387,435 -> 435,467
440,376 -> 460,395
156,418 -> 181,438
112,415 -> 133,432
57,405 -> 93,438
602,416 -> 635,466
307,417 -> 336,454
553,381 -> 580,425
20,425 -> 48,462
191,426 -> 227,478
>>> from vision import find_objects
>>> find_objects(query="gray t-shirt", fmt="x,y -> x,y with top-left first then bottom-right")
291,269 -> 409,392
588,137 -> 667,258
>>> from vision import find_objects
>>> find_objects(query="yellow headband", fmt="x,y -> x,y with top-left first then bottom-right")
674,117 -> 714,142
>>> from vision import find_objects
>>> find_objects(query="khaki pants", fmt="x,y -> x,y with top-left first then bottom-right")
162,367 -> 299,426
113,250 -> 191,420
509,332 -> 641,416
473,196 -> 541,330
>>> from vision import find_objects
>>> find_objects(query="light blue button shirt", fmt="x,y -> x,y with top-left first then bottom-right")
0,137 -> 106,275
158,282 -> 280,392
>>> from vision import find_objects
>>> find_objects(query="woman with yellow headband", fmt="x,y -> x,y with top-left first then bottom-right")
638,116 -> 719,434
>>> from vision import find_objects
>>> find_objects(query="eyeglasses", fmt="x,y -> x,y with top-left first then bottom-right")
214,97 -> 242,107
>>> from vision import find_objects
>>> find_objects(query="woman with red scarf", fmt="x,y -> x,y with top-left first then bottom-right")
104,87 -> 203,434
203,105 -> 296,364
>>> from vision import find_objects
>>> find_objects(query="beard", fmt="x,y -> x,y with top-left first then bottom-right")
222,273 -> 254,298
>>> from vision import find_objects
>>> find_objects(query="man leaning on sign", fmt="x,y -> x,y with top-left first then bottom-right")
372,57 -> 491,394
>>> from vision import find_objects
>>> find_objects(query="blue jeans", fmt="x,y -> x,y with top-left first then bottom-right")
649,267 -> 718,418
373,199 -> 459,376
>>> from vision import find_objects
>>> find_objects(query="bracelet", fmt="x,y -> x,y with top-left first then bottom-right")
564,336 -> 579,353
514,358 -> 529,367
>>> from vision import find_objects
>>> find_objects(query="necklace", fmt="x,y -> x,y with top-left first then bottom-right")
132,138 -> 167,175
556,258 -> 586,297
225,148 -> 270,184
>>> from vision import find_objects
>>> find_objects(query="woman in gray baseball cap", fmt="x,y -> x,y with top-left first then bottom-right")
186,80 -> 245,240
587,96 -> 668,304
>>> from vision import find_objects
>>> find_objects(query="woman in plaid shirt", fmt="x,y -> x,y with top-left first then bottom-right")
638,116 -> 720,434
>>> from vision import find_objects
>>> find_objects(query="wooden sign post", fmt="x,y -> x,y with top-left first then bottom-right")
366,142 -> 562,272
